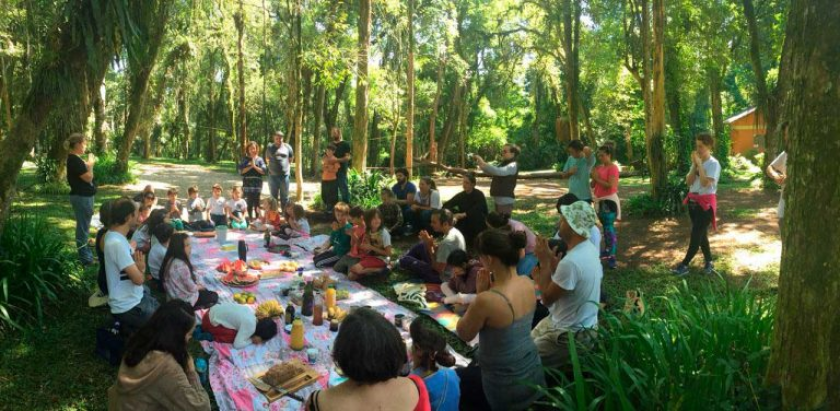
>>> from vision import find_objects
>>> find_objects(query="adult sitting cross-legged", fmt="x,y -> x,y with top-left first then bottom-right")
532,200 -> 602,370
398,209 -> 466,284
103,197 -> 160,336
442,173 -> 488,249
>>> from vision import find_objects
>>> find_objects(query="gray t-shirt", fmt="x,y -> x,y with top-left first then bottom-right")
187,197 -> 206,222
548,240 -> 602,330
265,142 -> 294,175
436,228 -> 466,264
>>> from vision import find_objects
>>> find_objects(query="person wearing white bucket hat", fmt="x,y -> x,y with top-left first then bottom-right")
531,200 -> 603,369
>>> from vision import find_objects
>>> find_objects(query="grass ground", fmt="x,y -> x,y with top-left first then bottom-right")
0,158 -> 782,410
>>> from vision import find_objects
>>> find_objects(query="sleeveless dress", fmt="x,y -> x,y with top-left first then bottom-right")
479,289 -> 545,410
307,374 -> 431,411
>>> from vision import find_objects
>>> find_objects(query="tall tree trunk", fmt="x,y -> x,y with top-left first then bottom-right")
665,42 -> 687,173
428,51 -> 447,162
206,50 -> 218,162
457,79 -> 471,168
765,1 -> 840,407
0,61 -> 13,137
351,0 -> 371,172
647,0 -> 667,198
708,67 -> 727,168
291,0 -> 304,200
235,0 -> 247,154
92,84 -> 108,153
178,86 -> 190,158
624,128 -> 634,162
0,0 -> 118,233
438,80 -> 464,162
369,110 -> 380,166
325,78 -> 346,135
311,84 -> 326,177
741,0 -> 779,187
223,50 -> 238,161
405,0 -> 415,178
562,0 -> 580,141
115,1 -> 171,174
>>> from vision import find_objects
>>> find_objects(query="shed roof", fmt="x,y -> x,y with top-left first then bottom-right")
725,107 -> 757,124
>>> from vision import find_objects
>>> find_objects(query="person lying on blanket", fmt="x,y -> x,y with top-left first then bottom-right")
201,303 -> 278,349
440,249 -> 480,306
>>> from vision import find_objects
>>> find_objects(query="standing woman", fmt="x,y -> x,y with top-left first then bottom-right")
66,133 -> 97,266
239,141 -> 268,221
474,144 -> 520,215
673,132 -> 721,276
590,144 -> 621,270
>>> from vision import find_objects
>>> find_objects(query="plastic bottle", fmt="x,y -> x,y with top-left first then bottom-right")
194,357 -> 209,385
312,292 -> 324,326
290,316 -> 305,351
264,229 -> 271,248
325,285 -> 337,309
302,281 -> 314,317
285,303 -> 296,325
238,239 -> 248,262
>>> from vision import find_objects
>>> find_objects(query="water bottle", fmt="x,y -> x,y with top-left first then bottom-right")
195,357 -> 209,386
238,240 -> 248,262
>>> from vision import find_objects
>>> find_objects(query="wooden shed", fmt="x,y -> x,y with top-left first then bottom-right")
725,107 -> 767,154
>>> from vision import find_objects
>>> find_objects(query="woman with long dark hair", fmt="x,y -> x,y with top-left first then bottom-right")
108,300 -> 210,409
238,140 -> 268,220
160,233 -> 219,310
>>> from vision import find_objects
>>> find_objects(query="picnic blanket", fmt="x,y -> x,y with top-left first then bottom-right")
191,230 -> 444,411
391,282 -> 479,348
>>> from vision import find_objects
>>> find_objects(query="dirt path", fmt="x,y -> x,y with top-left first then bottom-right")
130,161 -> 782,279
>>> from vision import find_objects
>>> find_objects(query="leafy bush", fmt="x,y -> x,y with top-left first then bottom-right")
347,169 -> 394,209
0,213 -> 84,333
93,152 -> 136,185
34,156 -> 62,184
624,174 -> 688,217
537,282 -> 775,410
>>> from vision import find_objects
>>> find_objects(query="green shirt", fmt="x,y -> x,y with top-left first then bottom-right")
563,154 -> 595,200
330,223 -> 353,256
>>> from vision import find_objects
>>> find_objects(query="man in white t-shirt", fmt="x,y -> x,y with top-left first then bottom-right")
532,200 -> 603,368
104,197 -> 160,334
766,122 -> 789,234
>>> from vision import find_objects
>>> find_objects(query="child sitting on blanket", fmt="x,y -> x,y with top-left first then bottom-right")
164,188 -> 185,230
333,206 -> 367,274
348,208 -> 393,281
410,320 -> 460,411
440,249 -> 480,306
201,302 -> 277,349
274,203 -> 310,240
314,202 -> 352,268
226,186 -> 249,230
208,183 -> 228,227
251,197 -> 282,231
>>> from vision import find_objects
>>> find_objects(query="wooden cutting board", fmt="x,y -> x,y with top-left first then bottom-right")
249,361 -> 321,403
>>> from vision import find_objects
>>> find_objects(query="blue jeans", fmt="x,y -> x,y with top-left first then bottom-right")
268,173 -> 290,208
336,172 -> 350,204
69,195 -> 94,264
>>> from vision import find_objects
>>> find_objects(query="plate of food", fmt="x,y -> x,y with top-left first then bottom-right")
248,259 -> 267,270
249,360 -> 320,403
220,269 -> 259,287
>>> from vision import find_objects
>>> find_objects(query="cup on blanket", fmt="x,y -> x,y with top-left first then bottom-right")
215,225 -> 228,245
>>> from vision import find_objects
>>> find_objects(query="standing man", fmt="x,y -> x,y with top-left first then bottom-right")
265,131 -> 294,209
331,127 -> 352,204
66,133 -> 97,266
766,122 -> 789,235
559,140 -> 595,202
